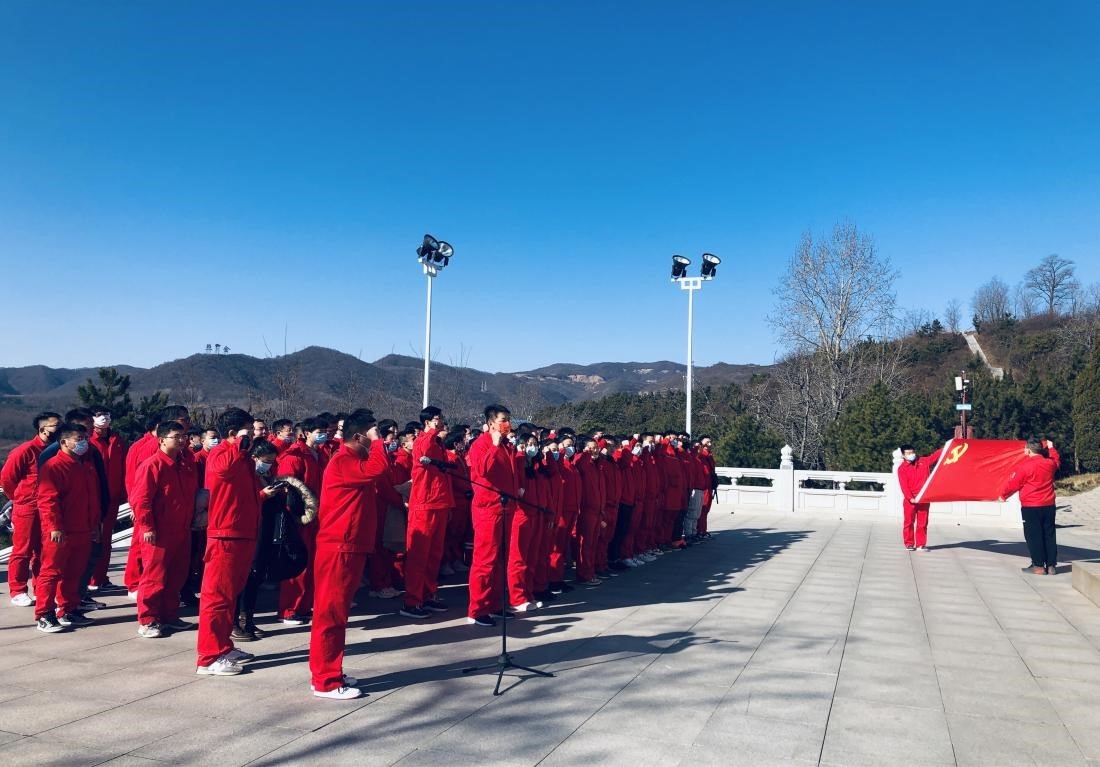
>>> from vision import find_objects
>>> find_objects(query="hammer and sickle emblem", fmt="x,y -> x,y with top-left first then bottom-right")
944,444 -> 969,465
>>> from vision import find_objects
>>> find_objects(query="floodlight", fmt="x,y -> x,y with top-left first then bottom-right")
701,252 -> 721,278
417,234 -> 440,261
671,255 -> 691,280
437,240 -> 454,267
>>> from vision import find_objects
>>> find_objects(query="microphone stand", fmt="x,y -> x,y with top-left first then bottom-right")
426,458 -> 555,695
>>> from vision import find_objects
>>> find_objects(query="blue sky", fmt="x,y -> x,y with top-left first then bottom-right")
2,2 -> 1098,373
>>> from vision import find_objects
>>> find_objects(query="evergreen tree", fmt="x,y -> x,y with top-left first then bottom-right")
76,367 -> 134,421
824,383 -> 940,471
1073,344 -> 1100,471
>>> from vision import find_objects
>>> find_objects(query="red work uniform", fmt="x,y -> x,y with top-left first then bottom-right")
896,449 -> 943,549
573,451 -> 605,582
123,432 -> 160,592
131,450 -> 197,626
36,450 -> 101,620
466,432 -> 519,619
367,446 -> 405,591
549,450 -> 581,585
444,449 -> 472,567
276,441 -> 327,619
698,448 -> 717,535
404,428 -> 454,608
88,427 -> 127,587
1,435 -> 49,598
309,442 -> 389,693
196,439 -> 262,668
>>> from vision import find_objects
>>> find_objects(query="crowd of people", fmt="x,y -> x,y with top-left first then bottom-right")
1,402 -> 720,700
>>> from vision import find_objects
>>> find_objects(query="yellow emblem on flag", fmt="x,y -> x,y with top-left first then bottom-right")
944,443 -> 969,465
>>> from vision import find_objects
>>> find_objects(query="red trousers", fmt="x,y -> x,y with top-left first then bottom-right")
698,489 -> 713,534
309,547 -> 366,692
467,505 -> 508,618
548,508 -> 579,583
596,505 -> 618,571
531,511 -> 555,594
279,522 -> 317,618
196,537 -> 255,667
575,509 -> 601,581
902,503 -> 929,548
124,536 -> 143,592
7,503 -> 41,597
445,505 -> 470,563
89,501 -> 121,587
35,532 -> 91,620
137,536 -> 190,625
366,501 -> 396,590
507,507 -> 538,605
404,505 -> 449,607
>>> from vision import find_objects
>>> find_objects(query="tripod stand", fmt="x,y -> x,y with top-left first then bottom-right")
434,456 -> 554,695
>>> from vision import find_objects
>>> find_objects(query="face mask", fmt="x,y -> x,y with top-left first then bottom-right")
72,439 -> 90,456
498,420 -> 512,437
280,435 -> 293,444
256,461 -> 273,475
632,446 -> 643,456
313,433 -> 328,444
204,438 -> 220,450
385,441 -> 398,453
525,446 -> 538,457
333,430 -> 343,440
671,440 -> 680,449
551,450 -> 560,461
904,454 -> 917,463
93,415 -> 111,428
564,446 -> 575,458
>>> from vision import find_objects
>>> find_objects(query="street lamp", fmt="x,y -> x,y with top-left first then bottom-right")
416,234 -> 454,407
670,253 -> 720,436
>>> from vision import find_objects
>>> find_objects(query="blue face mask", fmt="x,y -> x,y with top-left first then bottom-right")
564,446 -> 576,458
551,450 -> 560,461
313,433 -> 328,445
385,441 -> 398,453
525,446 -> 538,457
72,439 -> 90,456
256,461 -> 273,475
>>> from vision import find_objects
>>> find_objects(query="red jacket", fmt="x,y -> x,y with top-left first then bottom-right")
37,449 -> 101,535
685,450 -> 709,490
573,452 -> 605,515
205,439 -> 262,539
699,449 -> 717,489
615,449 -> 639,507
897,449 -> 944,509
659,445 -> 686,510
447,451 -> 473,511
130,449 -> 198,540
90,428 -> 128,506
599,454 -> 621,509
1003,446 -> 1061,507
410,428 -> 454,511
466,432 -> 519,512
557,453 -> 581,517
125,432 -> 159,497
0,436 -> 48,507
277,442 -> 327,498
316,442 -> 390,553
392,450 -> 413,485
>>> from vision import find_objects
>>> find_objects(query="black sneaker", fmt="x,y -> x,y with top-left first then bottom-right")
533,590 -> 555,602
549,582 -> 564,595
162,618 -> 195,631
399,606 -> 431,619
609,561 -> 629,571
467,615 -> 496,627
88,580 -> 123,594
557,582 -> 575,594
230,626 -> 257,642
57,611 -> 93,627
79,597 -> 106,611
422,599 -> 447,613
489,608 -> 514,620
37,615 -> 66,633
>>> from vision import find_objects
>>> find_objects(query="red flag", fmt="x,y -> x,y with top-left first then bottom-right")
914,438 -> 1026,503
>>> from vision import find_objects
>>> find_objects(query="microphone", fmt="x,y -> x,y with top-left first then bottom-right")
419,456 -> 457,470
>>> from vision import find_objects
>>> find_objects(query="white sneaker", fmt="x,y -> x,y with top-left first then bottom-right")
624,558 -> 640,567
196,657 -> 242,676
452,559 -> 470,573
313,685 -> 362,700
10,593 -> 34,607
310,674 -> 358,690
137,623 -> 162,638
224,648 -> 255,663
368,587 -> 401,599
642,553 -> 657,562
918,546 -> 929,552
439,563 -> 455,576
127,590 -> 138,601
510,601 -> 542,612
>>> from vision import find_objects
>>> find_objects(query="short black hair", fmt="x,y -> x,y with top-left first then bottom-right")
250,439 -> 278,459
378,419 -> 398,435
900,444 -> 915,453
301,417 -> 327,433
144,413 -> 161,432
419,406 -> 443,424
91,405 -> 112,416
344,410 -> 377,437
443,432 -> 464,451
216,407 -> 253,437
58,422 -> 87,442
159,405 -> 189,423
272,419 -> 293,433
65,407 -> 93,422
484,404 -> 510,423
156,421 -> 185,439
404,421 -> 422,433
34,411 -> 62,431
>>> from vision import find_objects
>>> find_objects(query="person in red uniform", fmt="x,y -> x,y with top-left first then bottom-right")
87,406 -> 128,591
130,421 -> 198,637
611,438 -> 640,568
34,422 -> 101,632
594,440 -> 622,577
658,433 -> 688,549
897,444 -> 945,551
196,407 -> 268,676
504,433 -> 542,610
548,433 -> 580,594
682,439 -> 709,544
466,404 -> 520,627
1001,438 -> 1062,574
270,419 -> 296,456
124,413 -> 168,597
573,436 -> 606,586
401,406 -> 455,619
275,417 -> 329,625
696,436 -> 718,538
442,431 -> 472,575
309,409 -> 390,699
2,412 -> 62,607
366,420 -> 406,599
530,441 -> 561,601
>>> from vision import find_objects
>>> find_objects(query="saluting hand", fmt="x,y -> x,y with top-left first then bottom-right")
50,530 -> 64,543
143,530 -> 157,544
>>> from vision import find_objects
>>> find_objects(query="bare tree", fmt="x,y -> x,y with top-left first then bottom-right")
1025,254 -> 1079,316
971,276 -> 1011,327
900,307 -> 931,336
944,298 -> 962,333
1012,281 -> 1037,319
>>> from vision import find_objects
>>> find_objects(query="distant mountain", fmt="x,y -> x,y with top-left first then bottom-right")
0,347 -> 770,423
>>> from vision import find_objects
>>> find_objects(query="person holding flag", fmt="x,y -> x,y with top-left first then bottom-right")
897,444 -> 943,551
1001,438 -> 1061,575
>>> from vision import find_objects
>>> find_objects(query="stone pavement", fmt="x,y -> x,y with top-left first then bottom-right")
1060,486 -> 1100,536
3,508 -> 1100,767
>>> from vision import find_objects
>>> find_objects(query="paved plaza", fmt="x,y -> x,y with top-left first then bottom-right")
3,498 -> 1100,767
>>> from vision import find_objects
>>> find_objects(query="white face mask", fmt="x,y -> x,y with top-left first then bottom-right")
904,453 -> 917,463
204,438 -> 220,450
93,415 -> 111,428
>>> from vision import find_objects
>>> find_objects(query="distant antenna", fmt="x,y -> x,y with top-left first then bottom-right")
223,345 -> 231,355
205,343 -> 213,354
215,344 -> 221,354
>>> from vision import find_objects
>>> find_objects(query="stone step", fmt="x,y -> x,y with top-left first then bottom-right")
1072,559 -> 1100,608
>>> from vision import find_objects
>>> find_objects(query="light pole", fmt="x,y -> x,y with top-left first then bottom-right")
670,253 -> 720,436
416,234 -> 454,408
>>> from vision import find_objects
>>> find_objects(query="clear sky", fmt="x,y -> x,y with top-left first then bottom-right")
2,2 -> 1098,373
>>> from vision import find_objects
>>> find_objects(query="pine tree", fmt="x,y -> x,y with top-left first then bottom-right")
76,367 -> 134,420
1073,344 -> 1100,471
